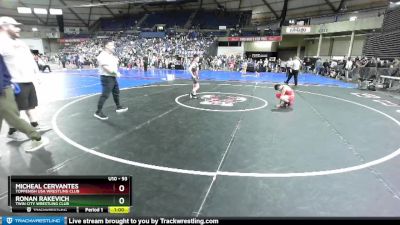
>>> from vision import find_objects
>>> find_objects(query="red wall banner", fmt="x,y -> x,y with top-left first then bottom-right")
227,36 -> 282,42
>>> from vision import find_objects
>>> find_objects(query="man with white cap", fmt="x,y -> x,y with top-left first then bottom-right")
0,16 -> 49,151
0,17 -> 51,139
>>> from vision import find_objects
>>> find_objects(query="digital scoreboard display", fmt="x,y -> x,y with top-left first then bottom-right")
8,176 -> 132,214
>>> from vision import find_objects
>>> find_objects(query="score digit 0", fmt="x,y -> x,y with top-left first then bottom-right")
119,185 -> 125,192
119,197 -> 125,205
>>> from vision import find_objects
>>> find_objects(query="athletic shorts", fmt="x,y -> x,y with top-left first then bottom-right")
276,93 -> 295,105
14,82 -> 38,110
192,76 -> 199,84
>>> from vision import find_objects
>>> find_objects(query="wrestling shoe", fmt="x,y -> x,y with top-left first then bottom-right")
25,137 -> 49,152
116,106 -> 128,113
7,132 -> 29,142
94,111 -> 109,120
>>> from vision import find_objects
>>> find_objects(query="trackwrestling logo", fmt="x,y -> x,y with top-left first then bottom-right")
2,216 -> 64,225
199,95 -> 247,107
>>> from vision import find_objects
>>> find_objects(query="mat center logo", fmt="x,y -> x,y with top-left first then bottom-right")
200,94 -> 247,107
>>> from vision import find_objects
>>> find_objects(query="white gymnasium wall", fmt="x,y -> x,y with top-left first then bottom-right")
217,45 -> 245,56
21,38 -> 44,53
304,37 -> 331,56
331,37 -> 350,57
304,35 -> 366,57
42,39 -> 62,56
244,41 -> 278,52
351,36 -> 365,56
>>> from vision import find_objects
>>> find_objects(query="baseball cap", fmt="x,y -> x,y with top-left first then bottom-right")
0,16 -> 22,26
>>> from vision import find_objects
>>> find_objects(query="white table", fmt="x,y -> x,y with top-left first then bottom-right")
379,75 -> 400,88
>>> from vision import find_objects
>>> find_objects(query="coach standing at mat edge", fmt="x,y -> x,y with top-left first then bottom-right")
94,40 -> 128,120
0,53 -> 48,155
0,16 -> 50,141
0,16 -> 48,153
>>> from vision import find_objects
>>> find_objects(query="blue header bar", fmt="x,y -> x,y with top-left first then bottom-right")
2,217 -> 64,225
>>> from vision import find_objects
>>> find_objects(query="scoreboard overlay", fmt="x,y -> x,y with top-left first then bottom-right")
8,176 -> 132,214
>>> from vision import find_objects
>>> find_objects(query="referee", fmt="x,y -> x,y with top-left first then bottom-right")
285,56 -> 301,86
94,41 -> 128,120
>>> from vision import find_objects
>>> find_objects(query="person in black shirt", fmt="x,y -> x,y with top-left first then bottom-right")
143,56 -> 149,72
